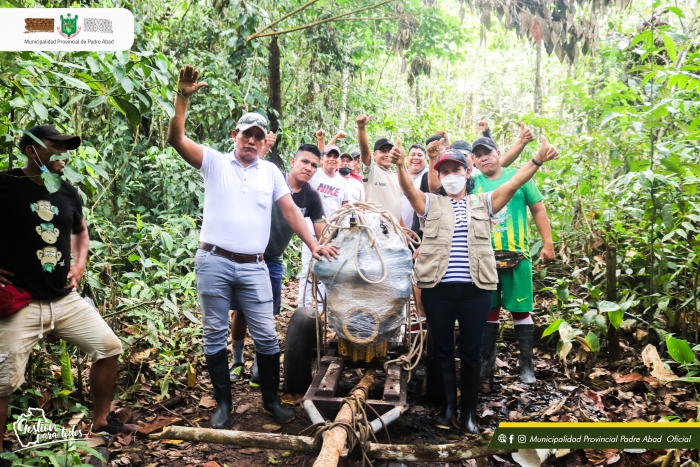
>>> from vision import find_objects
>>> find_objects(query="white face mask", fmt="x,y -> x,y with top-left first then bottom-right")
441,174 -> 467,195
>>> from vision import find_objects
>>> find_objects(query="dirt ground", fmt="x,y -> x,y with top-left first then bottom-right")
20,279 -> 700,467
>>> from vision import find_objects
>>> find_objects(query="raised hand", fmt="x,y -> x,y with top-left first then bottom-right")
535,136 -> 559,164
426,137 -> 445,160
315,129 -> 326,140
177,65 -> 208,98
356,114 -> 373,128
262,132 -> 277,155
335,130 -> 347,139
434,130 -> 450,149
389,137 -> 406,166
519,122 -> 534,144
477,120 -> 489,134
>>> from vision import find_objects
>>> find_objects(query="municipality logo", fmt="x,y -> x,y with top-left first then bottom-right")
57,13 -> 81,39
13,408 -> 88,452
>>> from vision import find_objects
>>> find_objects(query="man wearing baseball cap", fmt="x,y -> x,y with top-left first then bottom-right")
356,115 -> 403,222
339,152 -> 364,202
167,65 -> 335,428
471,136 -> 556,384
0,125 -> 138,452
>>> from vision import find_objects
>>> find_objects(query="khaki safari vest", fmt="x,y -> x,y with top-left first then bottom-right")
415,192 -> 498,290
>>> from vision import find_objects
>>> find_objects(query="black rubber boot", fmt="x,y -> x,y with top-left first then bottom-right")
460,361 -> 481,434
257,352 -> 295,423
434,358 -> 458,430
480,322 -> 500,379
515,324 -> 537,384
205,349 -> 233,429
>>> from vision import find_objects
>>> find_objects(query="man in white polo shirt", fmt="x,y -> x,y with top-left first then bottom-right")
167,65 -> 333,429
356,114 -> 403,223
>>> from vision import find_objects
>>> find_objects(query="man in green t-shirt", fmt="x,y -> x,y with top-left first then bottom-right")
472,136 -> 555,384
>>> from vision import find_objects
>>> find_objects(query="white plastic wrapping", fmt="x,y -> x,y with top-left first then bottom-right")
313,209 -> 413,345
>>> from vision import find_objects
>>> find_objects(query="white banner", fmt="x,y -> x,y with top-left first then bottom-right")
0,8 -> 134,51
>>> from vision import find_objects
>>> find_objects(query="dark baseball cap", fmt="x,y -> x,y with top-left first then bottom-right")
433,150 -> 468,172
351,151 -> 361,159
450,140 -> 472,155
323,144 -> 341,156
425,134 -> 444,146
472,137 -> 498,153
19,125 -> 81,152
373,138 -> 393,151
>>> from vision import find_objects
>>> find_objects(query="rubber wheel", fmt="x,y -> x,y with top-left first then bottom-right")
283,307 -> 319,393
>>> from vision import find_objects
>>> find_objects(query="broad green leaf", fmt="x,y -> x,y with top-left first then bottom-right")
50,71 -> 92,91
541,318 -> 564,338
128,254 -> 140,262
161,231 -> 174,251
183,308 -> 202,324
41,172 -> 62,193
581,310 -> 598,326
49,152 -> 72,161
63,165 -> 84,184
121,77 -> 134,94
661,204 -> 673,230
112,97 -> 141,128
598,300 -> 620,312
608,308 -> 624,329
117,50 -> 130,65
23,130 -> 47,148
585,332 -> 600,353
86,161 -> 109,179
32,100 -> 48,120
662,33 -> 677,62
666,335 -> 696,364
153,94 -> 175,118
60,341 -> 74,390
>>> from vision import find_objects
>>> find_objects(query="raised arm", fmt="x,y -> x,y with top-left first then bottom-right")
167,65 -> 208,170
328,130 -> 347,147
315,129 -> 326,153
492,137 -> 558,214
356,114 -> 373,168
426,137 -> 446,194
389,139 -> 427,216
500,123 -> 535,168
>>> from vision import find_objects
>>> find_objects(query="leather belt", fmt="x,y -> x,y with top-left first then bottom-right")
198,242 -> 264,263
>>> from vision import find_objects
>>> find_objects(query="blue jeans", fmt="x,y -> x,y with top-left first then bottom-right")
421,282 -> 492,362
195,249 -> 279,356
230,261 -> 283,316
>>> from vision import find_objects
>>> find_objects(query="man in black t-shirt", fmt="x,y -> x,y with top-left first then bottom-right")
0,126 -> 135,456
229,144 -> 327,384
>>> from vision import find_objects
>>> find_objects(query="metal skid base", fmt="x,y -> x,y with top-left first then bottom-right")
302,348 -> 408,416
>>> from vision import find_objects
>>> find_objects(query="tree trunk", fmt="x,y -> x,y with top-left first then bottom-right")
152,425 -> 508,462
267,35 -> 284,169
534,41 -> 543,114
314,369 -> 376,467
339,45 -> 350,129
606,244 -> 622,362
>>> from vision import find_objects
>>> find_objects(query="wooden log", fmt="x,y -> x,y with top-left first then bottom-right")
314,368 -> 376,467
151,426 -> 509,462
155,426 -> 316,452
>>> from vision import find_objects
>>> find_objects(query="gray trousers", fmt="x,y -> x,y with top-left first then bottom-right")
195,249 -> 279,356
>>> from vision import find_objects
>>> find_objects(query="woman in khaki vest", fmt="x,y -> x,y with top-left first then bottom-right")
389,137 -> 557,433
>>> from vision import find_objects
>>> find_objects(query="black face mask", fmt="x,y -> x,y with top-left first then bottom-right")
339,167 -> 353,176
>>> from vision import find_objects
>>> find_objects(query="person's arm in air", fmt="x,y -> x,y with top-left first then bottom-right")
529,202 -> 555,263
426,137 -> 446,194
491,137 -> 559,214
478,120 -> 492,139
167,65 -> 208,169
328,131 -> 347,147
389,139 -> 427,216
66,218 -> 89,290
261,132 -> 277,158
315,129 -> 326,153
500,123 -> 535,168
356,114 -> 373,168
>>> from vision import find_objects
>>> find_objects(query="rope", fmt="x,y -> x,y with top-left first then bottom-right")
300,384 -> 390,466
383,298 -> 426,382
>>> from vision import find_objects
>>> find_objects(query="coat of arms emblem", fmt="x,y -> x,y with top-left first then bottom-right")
57,13 -> 81,39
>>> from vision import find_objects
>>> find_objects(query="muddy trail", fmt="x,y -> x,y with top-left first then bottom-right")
41,280 -> 700,467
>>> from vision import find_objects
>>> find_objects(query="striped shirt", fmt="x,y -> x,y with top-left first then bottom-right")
442,197 -> 472,283
423,193 -> 494,284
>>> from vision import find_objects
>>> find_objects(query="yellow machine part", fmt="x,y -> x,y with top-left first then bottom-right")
338,338 -> 388,363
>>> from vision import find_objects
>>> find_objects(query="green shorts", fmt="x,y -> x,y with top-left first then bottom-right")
491,257 -> 533,312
